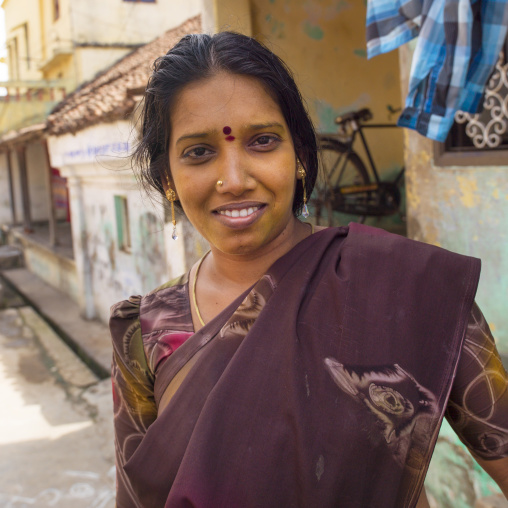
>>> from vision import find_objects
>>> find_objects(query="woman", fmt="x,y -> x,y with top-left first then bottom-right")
110,32 -> 508,507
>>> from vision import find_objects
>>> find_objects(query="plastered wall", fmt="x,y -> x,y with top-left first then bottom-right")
3,0 -> 204,86
49,121 -> 200,322
0,152 -> 13,224
250,0 -> 404,179
398,46 -> 508,358
25,141 -> 50,222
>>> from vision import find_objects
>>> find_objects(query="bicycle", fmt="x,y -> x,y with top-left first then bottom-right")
312,108 -> 405,226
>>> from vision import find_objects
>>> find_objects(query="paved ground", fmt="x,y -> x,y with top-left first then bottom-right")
0,284 -> 115,508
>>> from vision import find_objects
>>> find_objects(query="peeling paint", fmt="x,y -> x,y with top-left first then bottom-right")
492,188 -> 500,199
265,13 -> 286,38
457,176 -> 479,208
353,48 -> 367,58
303,20 -> 324,40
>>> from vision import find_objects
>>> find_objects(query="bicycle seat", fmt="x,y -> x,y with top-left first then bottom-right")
335,108 -> 373,126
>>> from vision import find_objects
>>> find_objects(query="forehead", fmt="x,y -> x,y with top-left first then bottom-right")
169,73 -> 284,135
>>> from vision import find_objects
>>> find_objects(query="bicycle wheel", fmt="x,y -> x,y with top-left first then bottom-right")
312,138 -> 370,226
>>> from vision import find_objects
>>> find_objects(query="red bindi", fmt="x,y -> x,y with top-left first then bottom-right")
223,126 -> 235,141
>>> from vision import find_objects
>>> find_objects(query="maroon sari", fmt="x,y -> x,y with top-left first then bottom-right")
112,224 -> 481,507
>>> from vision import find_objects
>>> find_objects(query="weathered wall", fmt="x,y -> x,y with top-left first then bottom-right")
399,45 -> 508,358
70,0 -> 203,46
9,149 -> 23,224
0,152 -> 13,224
251,0 -> 404,177
48,121 -> 202,323
3,0 -> 45,81
10,229 -> 80,303
25,141 -> 50,222
4,0 -> 204,86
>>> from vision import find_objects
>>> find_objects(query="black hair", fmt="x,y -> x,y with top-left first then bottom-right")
133,31 -> 318,216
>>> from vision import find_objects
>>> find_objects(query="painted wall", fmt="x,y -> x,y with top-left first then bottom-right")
9,149 -> 23,224
10,229 -> 80,303
25,141 -> 50,222
3,0 -> 204,85
49,121 -> 203,323
398,46 -> 508,358
250,0 -> 404,182
3,0 -> 44,81
0,152 -> 13,224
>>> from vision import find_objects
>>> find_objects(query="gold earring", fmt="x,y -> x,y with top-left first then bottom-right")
164,172 -> 178,240
297,161 -> 309,218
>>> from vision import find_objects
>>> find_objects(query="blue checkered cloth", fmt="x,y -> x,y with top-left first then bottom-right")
367,0 -> 508,142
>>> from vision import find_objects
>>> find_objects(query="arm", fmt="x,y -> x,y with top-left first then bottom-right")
110,297 -> 158,508
474,456 -> 508,498
445,302 -> 508,499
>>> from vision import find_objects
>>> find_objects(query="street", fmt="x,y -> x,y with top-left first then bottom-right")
0,285 -> 115,508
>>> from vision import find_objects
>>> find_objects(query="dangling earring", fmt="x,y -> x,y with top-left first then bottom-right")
297,161 -> 310,218
164,172 -> 178,240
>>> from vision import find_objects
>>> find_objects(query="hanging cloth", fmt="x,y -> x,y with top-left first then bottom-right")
366,0 -> 508,142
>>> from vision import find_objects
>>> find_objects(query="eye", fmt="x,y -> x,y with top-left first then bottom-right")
251,135 -> 280,150
182,146 -> 214,160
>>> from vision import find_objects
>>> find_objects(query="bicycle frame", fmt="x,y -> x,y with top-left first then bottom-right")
348,123 -> 401,185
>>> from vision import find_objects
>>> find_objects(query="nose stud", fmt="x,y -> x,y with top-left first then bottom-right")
216,179 -> 224,187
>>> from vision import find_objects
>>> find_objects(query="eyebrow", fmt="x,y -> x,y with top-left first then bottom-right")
175,122 -> 285,145
249,122 -> 285,131
175,130 -> 218,145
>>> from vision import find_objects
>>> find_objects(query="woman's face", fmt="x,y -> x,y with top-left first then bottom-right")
167,72 -> 302,257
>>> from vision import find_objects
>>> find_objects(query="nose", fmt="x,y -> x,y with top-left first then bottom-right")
216,149 -> 255,196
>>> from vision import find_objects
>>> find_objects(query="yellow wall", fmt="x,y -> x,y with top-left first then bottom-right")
3,0 -> 204,86
3,0 -> 45,81
250,0 -> 404,180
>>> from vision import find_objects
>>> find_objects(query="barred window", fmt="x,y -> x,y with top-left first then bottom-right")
435,37 -> 508,166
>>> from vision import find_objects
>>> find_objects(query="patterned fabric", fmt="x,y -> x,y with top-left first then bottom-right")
366,0 -> 508,142
109,226 -> 506,507
110,273 -> 193,508
446,302 -> 508,460
366,0 -> 423,57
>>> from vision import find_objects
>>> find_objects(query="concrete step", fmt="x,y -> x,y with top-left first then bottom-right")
0,245 -> 23,270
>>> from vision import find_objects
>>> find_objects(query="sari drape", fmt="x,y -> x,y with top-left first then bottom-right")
122,224 -> 480,507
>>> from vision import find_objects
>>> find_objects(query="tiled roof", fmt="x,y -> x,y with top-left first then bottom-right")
47,15 -> 201,136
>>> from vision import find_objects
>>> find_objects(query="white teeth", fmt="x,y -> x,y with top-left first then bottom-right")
218,205 -> 260,217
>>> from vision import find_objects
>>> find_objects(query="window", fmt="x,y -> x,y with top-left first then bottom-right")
114,196 -> 131,252
435,37 -> 508,166
53,0 -> 60,21
23,24 -> 30,70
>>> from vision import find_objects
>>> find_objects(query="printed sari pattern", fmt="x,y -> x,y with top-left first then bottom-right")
110,226 -> 508,507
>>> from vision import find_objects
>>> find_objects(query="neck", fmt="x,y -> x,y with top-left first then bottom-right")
206,218 -> 311,290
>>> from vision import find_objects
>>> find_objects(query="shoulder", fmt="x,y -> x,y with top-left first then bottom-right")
109,271 -> 192,365
346,223 -> 479,266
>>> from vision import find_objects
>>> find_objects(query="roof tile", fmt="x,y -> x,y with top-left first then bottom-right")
47,15 -> 201,136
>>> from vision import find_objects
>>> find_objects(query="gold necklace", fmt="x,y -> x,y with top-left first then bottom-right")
192,252 -> 208,327
192,222 -> 314,327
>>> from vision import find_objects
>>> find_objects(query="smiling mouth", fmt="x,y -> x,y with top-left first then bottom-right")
216,205 -> 263,218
